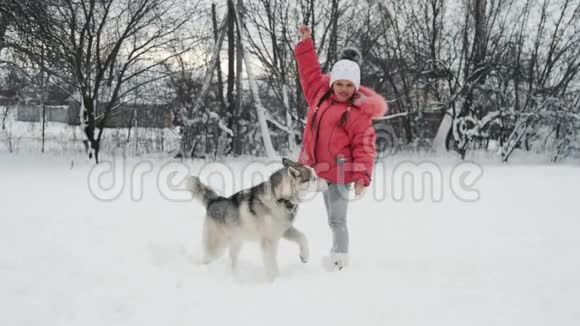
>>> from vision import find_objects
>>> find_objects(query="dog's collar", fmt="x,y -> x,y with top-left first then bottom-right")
277,198 -> 297,211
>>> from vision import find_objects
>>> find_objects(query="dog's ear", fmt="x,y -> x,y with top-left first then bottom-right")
282,157 -> 299,168
287,166 -> 301,179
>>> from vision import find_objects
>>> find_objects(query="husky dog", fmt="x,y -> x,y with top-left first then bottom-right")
185,158 -> 327,280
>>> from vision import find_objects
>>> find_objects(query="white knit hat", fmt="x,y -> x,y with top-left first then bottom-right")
330,59 -> 361,90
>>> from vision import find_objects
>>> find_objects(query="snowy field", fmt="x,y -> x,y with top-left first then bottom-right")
1,152 -> 579,326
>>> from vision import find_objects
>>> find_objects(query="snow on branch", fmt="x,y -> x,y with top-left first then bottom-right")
263,109 -> 301,136
208,111 -> 234,136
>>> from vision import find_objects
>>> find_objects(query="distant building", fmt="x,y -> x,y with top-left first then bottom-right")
12,98 -> 174,129
67,102 -> 174,129
16,104 -> 69,123
0,89 -> 18,106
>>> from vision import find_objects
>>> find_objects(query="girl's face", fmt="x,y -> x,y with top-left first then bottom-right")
332,80 -> 356,102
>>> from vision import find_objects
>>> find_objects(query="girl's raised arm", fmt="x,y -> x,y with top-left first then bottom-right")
294,25 -> 329,108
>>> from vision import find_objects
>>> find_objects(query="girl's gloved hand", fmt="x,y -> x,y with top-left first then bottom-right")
355,182 -> 365,198
298,24 -> 311,42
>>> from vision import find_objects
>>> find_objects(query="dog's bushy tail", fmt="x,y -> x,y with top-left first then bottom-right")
185,176 -> 221,207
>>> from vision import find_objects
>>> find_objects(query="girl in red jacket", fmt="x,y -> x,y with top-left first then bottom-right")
295,25 -> 388,270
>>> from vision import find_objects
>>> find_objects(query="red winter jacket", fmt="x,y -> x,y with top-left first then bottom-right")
295,39 -> 388,186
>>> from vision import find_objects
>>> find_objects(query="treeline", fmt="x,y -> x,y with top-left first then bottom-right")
1,0 -> 578,162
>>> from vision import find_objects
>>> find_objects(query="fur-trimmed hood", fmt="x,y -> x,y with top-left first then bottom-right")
353,86 -> 389,119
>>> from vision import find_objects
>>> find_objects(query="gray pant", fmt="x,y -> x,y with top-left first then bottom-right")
322,183 -> 351,254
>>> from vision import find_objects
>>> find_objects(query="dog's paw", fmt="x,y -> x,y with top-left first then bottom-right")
299,247 -> 309,263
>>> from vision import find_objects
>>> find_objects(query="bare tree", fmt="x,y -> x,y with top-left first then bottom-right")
231,0 -> 276,158
0,11 -> 9,54
226,0 -> 236,154
3,0 -> 200,163
1,107 -> 8,131
323,0 -> 340,72
212,3 -> 226,112
233,0 -> 244,156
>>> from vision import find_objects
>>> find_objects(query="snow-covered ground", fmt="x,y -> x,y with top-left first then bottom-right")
1,152 -> 579,326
